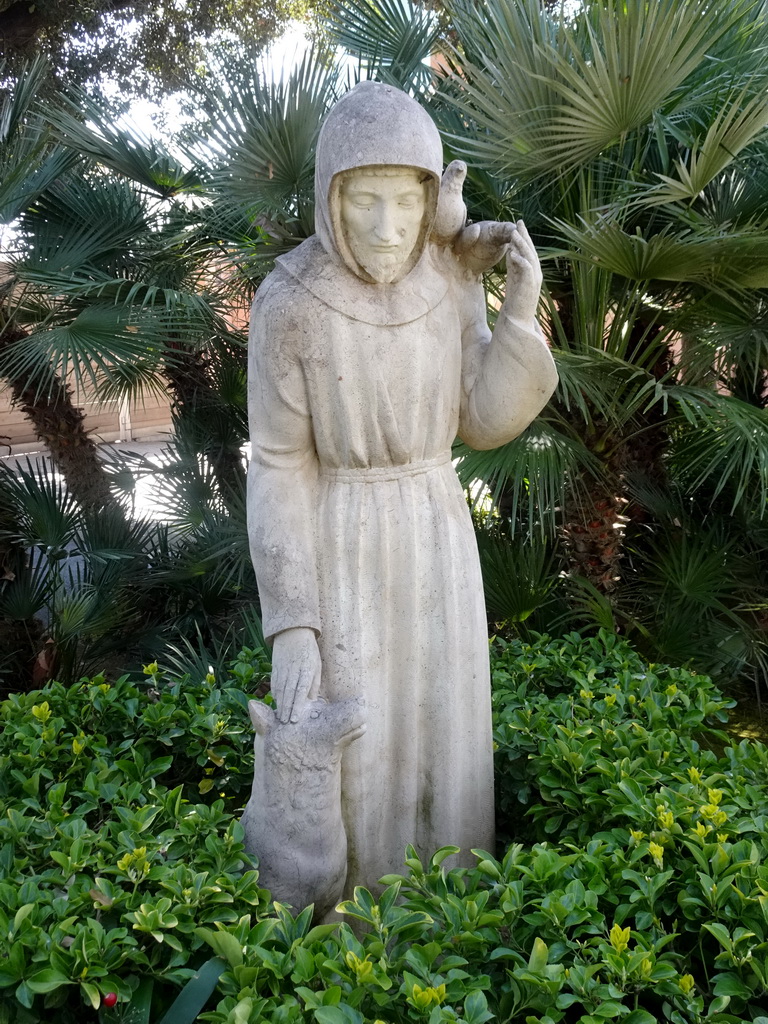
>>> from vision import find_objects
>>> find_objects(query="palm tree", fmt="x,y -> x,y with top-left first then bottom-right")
0,59 -> 117,512
1,50 -> 348,688
0,67 -> 262,686
14,56 -> 335,531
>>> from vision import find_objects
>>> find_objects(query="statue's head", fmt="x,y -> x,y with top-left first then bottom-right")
315,82 -> 443,284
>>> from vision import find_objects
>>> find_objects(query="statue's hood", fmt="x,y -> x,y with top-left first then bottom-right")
314,81 -> 442,280
275,82 -> 448,324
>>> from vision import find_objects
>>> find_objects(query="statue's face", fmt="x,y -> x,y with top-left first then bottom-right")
339,167 -> 427,283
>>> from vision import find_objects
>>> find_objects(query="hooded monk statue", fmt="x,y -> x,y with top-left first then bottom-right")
246,81 -> 558,913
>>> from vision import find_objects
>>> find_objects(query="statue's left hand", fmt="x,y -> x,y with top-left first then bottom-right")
452,220 -> 543,317
502,220 -> 543,321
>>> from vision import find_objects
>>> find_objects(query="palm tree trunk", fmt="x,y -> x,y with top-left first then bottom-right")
164,348 -> 248,512
1,324 -> 118,513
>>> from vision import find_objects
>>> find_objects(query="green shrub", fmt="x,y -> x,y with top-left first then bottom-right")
490,630 -> 741,844
0,648 -> 265,807
3,632 -> 768,1023
192,836 -> 768,1024
0,653 -> 267,1023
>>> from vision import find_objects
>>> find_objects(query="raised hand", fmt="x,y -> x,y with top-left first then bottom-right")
270,626 -> 322,724
452,218 -> 542,318
503,220 -> 543,322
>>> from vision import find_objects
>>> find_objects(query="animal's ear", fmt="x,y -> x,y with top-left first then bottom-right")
248,700 -> 274,735
336,722 -> 366,749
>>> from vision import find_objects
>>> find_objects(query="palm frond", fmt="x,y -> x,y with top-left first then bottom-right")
53,584 -> 119,644
454,420 -> 603,538
191,194 -> 307,288
159,601 -> 269,685
200,49 -> 340,236
625,522 -> 766,677
668,386 -> 768,511
0,547 -> 51,620
695,149 -> 768,229
0,304 -> 179,401
74,508 -> 157,568
476,529 -> 558,626
673,291 -> 768,395
238,605 -> 270,665
555,214 -> 768,288
15,271 -> 221,326
443,0 -> 743,180
0,458 -> 80,551
324,0 -> 440,92
553,217 -> 711,282
640,530 -> 746,613
160,626 -> 229,684
141,446 -> 234,527
549,348 -> 655,430
558,575 -> 619,634
641,84 -> 768,205
0,144 -> 75,225
0,58 -> 77,222
14,173 -> 151,275
0,56 -> 48,143
46,94 -> 203,198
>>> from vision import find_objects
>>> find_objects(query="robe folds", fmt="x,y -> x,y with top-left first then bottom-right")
248,235 -> 553,897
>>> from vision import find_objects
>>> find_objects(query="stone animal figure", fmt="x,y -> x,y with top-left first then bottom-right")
241,697 -> 366,921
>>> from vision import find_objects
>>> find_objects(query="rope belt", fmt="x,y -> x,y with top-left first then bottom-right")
319,451 -> 452,483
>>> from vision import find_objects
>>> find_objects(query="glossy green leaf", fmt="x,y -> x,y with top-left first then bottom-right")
155,957 -> 227,1024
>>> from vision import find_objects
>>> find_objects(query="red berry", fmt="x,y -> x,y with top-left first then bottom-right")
103,992 -> 118,1008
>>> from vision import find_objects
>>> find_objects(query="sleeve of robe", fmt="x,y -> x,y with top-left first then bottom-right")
247,274 -> 321,642
457,274 -> 558,451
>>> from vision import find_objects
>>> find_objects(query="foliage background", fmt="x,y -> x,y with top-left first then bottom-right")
3,0 -> 767,695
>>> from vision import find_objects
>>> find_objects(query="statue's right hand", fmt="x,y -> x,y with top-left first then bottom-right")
270,627 -> 321,724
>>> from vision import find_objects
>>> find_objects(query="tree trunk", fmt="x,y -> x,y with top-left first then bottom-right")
164,348 -> 248,512
1,324 -> 120,513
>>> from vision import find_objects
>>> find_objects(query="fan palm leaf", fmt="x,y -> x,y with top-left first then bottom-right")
0,141 -> 75,226
13,173 -> 151,275
200,49 -> 340,236
625,521 -> 767,677
555,212 -> 768,290
549,347 -> 657,430
16,271 -> 222,324
0,304 -> 182,401
673,291 -> 768,397
455,420 -> 603,538
476,527 -> 559,627
46,94 -> 203,199
0,57 -> 76,223
695,150 -> 768,229
554,218 -> 713,283
668,387 -> 768,511
0,458 -> 81,552
0,546 -> 51,622
641,84 -> 768,205
324,0 -> 440,92
443,0 -> 745,180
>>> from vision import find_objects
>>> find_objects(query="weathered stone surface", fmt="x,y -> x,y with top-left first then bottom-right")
241,698 -> 366,921
245,81 -> 558,911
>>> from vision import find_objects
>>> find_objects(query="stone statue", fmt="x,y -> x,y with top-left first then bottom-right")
241,697 -> 366,920
246,81 -> 558,911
